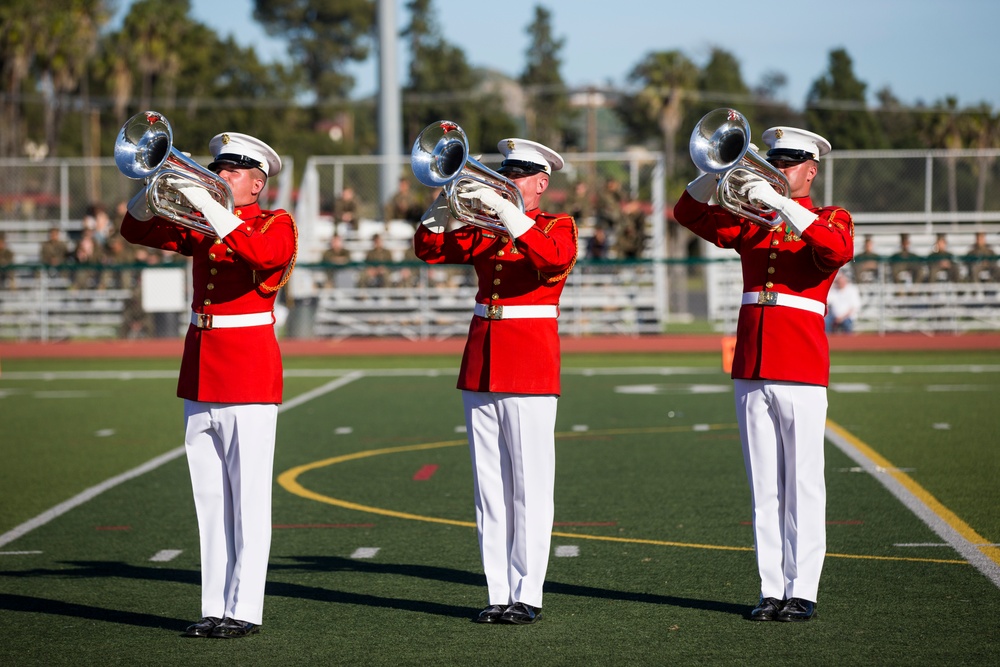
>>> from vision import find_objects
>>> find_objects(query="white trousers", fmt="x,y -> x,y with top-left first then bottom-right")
733,380 -> 827,603
183,400 -> 277,625
462,391 -> 557,608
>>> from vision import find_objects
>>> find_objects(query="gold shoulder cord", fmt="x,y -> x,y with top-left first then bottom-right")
258,212 -> 298,293
538,214 -> 578,284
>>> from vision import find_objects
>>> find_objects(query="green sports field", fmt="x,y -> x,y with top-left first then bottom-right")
1,349 -> 998,666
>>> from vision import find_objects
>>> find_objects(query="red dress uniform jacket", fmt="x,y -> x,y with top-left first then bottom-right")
120,202 -> 295,403
414,209 -> 577,395
674,192 -> 853,386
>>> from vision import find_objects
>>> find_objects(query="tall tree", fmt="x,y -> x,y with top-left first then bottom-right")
519,5 -> 572,149
618,50 -> 698,182
617,50 -> 698,317
401,0 -> 514,154
805,48 -> 884,150
0,0 -> 110,157
253,0 -> 374,102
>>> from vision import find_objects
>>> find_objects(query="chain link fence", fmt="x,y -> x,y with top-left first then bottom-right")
2,149 -> 1000,341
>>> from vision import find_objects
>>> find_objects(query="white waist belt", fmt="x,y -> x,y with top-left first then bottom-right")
473,303 -> 559,320
191,311 -> 274,330
742,291 -> 826,315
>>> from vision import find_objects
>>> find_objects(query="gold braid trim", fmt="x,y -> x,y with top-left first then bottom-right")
537,213 -> 578,284
258,212 -> 298,293
811,207 -> 854,273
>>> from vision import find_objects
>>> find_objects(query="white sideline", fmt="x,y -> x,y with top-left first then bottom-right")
0,371 -> 364,550
825,425 -> 1000,589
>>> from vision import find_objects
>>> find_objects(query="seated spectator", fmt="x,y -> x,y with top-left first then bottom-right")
926,233 -> 959,282
333,186 -> 360,230
889,233 -> 923,284
565,181 -> 595,226
100,234 -> 138,289
826,270 -> 862,334
385,178 -> 424,225
395,244 -> 421,288
40,227 -> 69,267
614,198 -> 647,260
595,178 -> 626,231
853,235 -> 881,283
70,228 -> 103,289
83,202 -> 112,246
586,226 -> 610,261
963,232 -> 998,282
358,233 -> 393,288
0,231 -> 14,287
320,234 -> 353,287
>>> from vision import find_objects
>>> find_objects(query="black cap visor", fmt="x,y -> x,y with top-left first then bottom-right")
209,153 -> 266,173
766,148 -> 816,165
498,159 -> 547,177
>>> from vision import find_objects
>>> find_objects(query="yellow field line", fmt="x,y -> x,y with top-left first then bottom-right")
827,419 -> 1000,567
276,425 -> 969,566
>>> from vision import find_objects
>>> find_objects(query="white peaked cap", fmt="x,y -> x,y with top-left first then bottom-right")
208,132 -> 282,176
496,137 -> 564,175
762,126 -> 832,162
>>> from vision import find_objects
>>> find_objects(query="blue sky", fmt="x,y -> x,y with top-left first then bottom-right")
113,0 -> 999,109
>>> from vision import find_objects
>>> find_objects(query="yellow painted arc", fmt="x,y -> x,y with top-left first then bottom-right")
277,425 -> 970,566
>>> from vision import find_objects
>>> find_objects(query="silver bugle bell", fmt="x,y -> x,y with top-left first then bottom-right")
410,120 -> 525,234
114,111 -> 234,236
689,108 -> 791,226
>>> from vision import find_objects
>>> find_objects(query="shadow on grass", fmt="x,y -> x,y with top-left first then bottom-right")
0,556 -> 745,624
273,555 -> 747,616
0,593 -> 180,631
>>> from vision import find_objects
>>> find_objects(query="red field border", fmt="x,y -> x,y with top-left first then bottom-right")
1,332 -> 998,360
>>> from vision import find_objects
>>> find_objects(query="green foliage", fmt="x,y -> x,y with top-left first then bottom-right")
253,0 -> 375,100
805,48 -> 886,150
2,1 -> 999,165
400,0 -> 517,152
519,5 -> 575,150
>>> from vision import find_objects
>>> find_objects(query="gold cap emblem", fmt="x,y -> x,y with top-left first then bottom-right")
774,129 -> 784,139
506,139 -> 516,150
221,134 -> 231,144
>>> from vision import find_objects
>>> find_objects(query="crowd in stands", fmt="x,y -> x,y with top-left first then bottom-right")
855,232 -> 1000,284
4,190 -> 998,298
19,200 -> 177,292
312,176 -> 653,290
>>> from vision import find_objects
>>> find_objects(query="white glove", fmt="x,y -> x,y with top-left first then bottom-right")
419,192 -> 450,234
685,172 -> 719,204
126,186 -> 154,221
458,186 -> 534,238
174,182 -> 241,238
740,178 -> 785,210
740,179 -> 818,235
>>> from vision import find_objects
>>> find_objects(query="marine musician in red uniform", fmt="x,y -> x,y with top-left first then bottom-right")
413,137 -> 577,625
674,125 -> 853,622
120,131 -> 295,638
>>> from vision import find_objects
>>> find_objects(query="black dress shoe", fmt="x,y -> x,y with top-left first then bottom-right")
749,597 -> 783,622
473,604 -> 506,624
209,617 -> 261,638
778,597 -> 816,622
183,616 -> 222,638
500,602 -> 541,625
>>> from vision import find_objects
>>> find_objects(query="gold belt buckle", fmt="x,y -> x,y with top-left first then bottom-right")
197,313 -> 214,329
486,304 -> 503,320
757,291 -> 778,306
